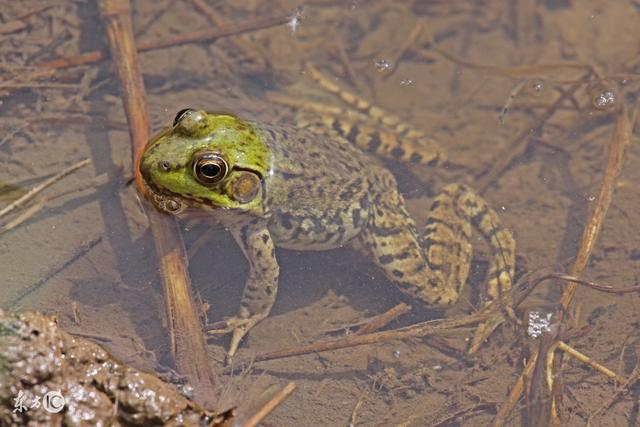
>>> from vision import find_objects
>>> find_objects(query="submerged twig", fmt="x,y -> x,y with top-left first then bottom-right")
355,303 -> 411,335
0,158 -> 90,219
37,13 -> 289,69
240,382 -> 296,427
2,236 -> 103,310
98,0 -> 215,406
382,20 -> 425,80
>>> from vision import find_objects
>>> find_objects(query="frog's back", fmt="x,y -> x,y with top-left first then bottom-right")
253,121 -> 392,250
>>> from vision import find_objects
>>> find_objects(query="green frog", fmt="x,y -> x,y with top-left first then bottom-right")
139,76 -> 516,360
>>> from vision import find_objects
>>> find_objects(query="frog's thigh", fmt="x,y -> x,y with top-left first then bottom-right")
360,189 -> 469,305
230,222 -> 279,320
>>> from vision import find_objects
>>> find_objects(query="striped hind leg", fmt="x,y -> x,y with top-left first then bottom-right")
427,183 -> 516,303
359,182 -> 473,306
426,183 -> 516,352
360,182 -> 515,350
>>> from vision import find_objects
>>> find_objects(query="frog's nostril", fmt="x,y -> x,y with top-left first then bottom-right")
158,160 -> 171,172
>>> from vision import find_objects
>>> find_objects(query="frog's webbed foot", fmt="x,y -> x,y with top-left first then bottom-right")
467,292 -> 520,355
208,314 -> 266,362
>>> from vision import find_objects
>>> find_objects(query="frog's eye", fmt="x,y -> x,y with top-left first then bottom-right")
173,108 -> 195,126
193,153 -> 228,185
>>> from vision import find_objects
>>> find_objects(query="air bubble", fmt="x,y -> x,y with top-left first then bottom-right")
588,80 -> 618,111
374,59 -> 392,72
527,311 -> 554,338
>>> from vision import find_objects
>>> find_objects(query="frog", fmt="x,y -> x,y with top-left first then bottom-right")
139,68 -> 516,361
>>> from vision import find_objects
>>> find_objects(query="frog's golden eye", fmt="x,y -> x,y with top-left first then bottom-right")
193,153 -> 228,185
173,108 -> 195,126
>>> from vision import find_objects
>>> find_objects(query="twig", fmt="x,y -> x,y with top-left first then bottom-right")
1,236 -> 103,310
0,158 -> 90,219
37,13 -> 289,69
0,198 -> 46,234
254,309 -> 489,363
382,21 -> 425,80
475,78 -> 585,193
493,93 -> 635,425
558,106 -> 632,311
490,350 -> 538,427
553,341 -> 626,383
348,398 -> 363,427
587,368 -> 640,423
355,303 -> 411,335
98,0 -> 215,406
189,0 -> 265,67
240,382 -> 296,427
334,41 -> 367,96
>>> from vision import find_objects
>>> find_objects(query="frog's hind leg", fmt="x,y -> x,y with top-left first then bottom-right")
299,63 -> 446,166
359,180 -> 469,306
427,183 -> 516,302
361,182 -> 515,350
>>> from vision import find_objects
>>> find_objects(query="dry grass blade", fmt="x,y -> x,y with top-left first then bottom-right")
495,95 -> 635,425
559,106 -> 632,311
98,0 -> 215,406
239,382 -> 296,427
37,13 -> 289,69
0,158 -> 90,219
355,303 -> 411,335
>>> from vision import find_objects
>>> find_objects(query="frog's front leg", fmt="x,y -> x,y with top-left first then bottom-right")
209,220 -> 279,360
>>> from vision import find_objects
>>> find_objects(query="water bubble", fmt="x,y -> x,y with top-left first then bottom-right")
393,350 -> 401,358
587,195 -> 596,201
374,59 -> 392,72
527,311 -> 554,338
399,79 -> 414,86
287,9 -> 304,33
588,80 -> 618,111
593,90 -> 616,109
531,80 -> 544,92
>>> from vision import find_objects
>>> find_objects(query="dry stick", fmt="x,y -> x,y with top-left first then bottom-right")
37,13 -> 289,69
491,350 -> 539,427
547,103 -> 634,421
0,158 -> 90,218
588,368 -> 640,423
491,103 -> 634,426
355,303 -> 411,335
189,0 -> 265,67
558,108 -> 632,312
98,0 -> 215,406
2,236 -> 103,310
554,341 -> 626,384
334,42 -> 367,96
382,20 -> 425,80
475,79 -> 584,193
254,310 -> 487,363
240,382 -> 296,427
1,173 -> 112,234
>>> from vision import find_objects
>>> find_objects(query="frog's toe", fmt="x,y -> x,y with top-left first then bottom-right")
207,316 -> 262,361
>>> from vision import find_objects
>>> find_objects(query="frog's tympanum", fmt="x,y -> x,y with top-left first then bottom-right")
140,103 -> 515,360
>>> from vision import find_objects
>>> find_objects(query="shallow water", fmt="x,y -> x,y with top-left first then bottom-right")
1,1 -> 640,425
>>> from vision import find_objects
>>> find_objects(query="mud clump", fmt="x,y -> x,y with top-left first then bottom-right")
0,310 -> 233,426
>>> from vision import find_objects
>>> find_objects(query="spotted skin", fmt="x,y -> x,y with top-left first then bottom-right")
140,94 -> 516,359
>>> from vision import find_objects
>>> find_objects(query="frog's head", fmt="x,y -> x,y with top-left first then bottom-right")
139,109 -> 269,216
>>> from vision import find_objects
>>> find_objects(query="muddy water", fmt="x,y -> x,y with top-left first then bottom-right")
1,1 -> 639,425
